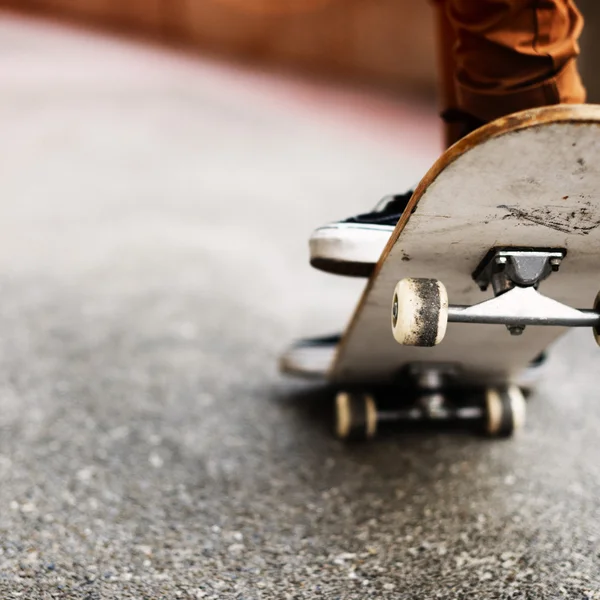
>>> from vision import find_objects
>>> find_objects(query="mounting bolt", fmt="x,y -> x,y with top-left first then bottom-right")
550,257 -> 562,272
507,325 -> 525,336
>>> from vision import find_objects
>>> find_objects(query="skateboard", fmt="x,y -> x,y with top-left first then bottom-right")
281,105 -> 600,441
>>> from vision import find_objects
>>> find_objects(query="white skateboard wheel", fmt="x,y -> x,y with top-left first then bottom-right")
335,392 -> 377,441
391,278 -> 448,346
484,385 -> 526,437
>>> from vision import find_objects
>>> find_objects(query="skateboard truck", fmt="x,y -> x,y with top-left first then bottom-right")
472,248 -> 564,295
333,362 -> 526,441
408,362 -> 457,420
391,247 -> 600,346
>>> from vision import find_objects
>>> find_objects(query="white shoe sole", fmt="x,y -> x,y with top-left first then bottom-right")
309,223 -> 394,277
280,341 -> 336,378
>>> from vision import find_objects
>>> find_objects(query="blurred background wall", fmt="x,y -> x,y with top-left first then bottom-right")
1,0 -> 599,100
0,0 -> 436,94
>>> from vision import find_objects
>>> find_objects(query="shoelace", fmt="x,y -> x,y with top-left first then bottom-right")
372,190 -> 414,214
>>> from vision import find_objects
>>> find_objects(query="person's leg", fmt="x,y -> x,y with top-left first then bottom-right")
309,0 -> 586,277
447,0 -> 585,125
434,0 -> 464,148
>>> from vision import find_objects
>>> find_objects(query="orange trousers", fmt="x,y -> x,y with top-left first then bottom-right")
434,0 -> 586,146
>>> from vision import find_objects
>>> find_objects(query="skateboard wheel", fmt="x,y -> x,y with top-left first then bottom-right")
334,392 -> 377,441
593,291 -> 600,346
483,385 -> 526,437
391,278 -> 448,346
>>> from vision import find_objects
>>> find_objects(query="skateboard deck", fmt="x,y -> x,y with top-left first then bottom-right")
281,105 -> 600,439
335,105 -> 600,382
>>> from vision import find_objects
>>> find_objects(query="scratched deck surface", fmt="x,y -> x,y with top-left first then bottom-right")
331,105 -> 600,384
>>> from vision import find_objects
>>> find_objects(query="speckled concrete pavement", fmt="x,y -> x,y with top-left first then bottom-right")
0,12 -> 599,600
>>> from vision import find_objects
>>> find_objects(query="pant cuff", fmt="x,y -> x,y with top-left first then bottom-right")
456,60 -> 586,123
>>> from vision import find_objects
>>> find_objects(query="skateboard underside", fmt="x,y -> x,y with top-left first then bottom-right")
330,106 -> 600,386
